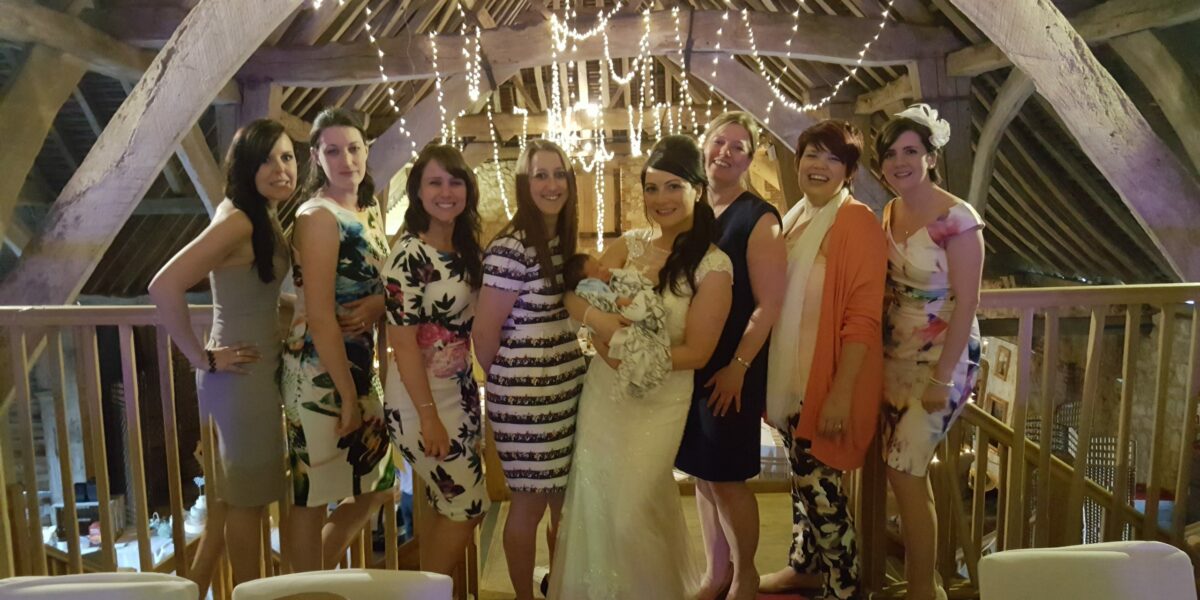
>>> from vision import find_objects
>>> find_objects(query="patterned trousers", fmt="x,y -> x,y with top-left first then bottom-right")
780,417 -> 861,599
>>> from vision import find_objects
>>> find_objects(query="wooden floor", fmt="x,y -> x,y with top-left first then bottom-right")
476,491 -> 811,599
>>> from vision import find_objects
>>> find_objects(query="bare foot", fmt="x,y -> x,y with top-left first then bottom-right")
696,565 -> 733,600
726,568 -> 759,600
758,566 -> 822,594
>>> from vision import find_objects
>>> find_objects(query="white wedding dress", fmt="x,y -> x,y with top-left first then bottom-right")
548,230 -> 733,600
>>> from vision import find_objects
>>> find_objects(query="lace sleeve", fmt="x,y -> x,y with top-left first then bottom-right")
695,249 -> 734,286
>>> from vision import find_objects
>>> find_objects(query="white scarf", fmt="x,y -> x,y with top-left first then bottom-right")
766,187 -> 850,427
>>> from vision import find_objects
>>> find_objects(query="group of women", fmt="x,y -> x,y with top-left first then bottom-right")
149,101 -> 983,600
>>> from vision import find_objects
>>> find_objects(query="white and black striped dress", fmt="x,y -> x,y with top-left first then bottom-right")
482,233 -> 586,493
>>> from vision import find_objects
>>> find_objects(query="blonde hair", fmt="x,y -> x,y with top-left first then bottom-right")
702,111 -> 760,157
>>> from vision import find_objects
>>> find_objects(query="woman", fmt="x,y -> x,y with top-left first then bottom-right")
281,108 -> 394,572
384,145 -> 489,597
472,139 -> 587,600
675,112 -> 787,600
149,119 -> 294,594
875,104 -> 983,600
759,120 -> 887,600
549,135 -> 734,599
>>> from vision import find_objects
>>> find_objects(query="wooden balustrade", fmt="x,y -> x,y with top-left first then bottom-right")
2,283 -> 1198,597
864,282 -> 1200,598
0,305 -> 426,597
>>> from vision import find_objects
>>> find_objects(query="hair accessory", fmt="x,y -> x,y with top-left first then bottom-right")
895,103 -> 951,149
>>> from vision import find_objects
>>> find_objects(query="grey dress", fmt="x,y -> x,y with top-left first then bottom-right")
195,249 -> 289,507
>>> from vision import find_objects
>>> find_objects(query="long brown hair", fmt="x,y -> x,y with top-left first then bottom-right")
403,145 -> 484,288
224,119 -> 289,283
498,139 -> 580,280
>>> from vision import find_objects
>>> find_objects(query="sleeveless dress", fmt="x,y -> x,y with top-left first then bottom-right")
880,200 -> 984,477
482,233 -> 586,493
548,230 -> 733,600
196,243 -> 289,507
676,191 -> 780,481
383,233 -> 489,521
281,198 -> 395,507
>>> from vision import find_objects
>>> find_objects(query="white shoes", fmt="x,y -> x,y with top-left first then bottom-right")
533,565 -> 551,598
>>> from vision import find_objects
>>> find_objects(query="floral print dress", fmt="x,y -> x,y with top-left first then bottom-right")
382,233 -> 489,521
880,200 -> 984,477
281,198 -> 395,507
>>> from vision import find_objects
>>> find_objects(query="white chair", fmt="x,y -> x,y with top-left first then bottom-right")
0,572 -> 197,600
978,541 -> 1196,600
232,569 -> 452,600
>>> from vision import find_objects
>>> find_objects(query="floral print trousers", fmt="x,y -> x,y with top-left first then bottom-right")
781,418 -> 861,599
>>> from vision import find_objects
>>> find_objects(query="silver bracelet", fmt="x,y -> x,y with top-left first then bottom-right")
928,375 -> 954,388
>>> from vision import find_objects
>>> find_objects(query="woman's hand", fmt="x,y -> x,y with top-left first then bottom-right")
419,409 -> 451,460
202,343 -> 260,374
586,310 -> 631,343
704,364 -> 746,417
339,295 -> 385,336
817,387 -> 852,438
921,378 -> 953,414
335,397 -> 363,437
593,338 -> 622,371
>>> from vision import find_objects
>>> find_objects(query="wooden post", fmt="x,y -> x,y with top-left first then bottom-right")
1106,306 -> 1142,541
117,324 -> 153,570
1035,308 -> 1059,548
46,332 -> 82,572
156,327 -> 189,577
1066,308 -> 1109,544
1143,307 -> 1175,536
8,329 -> 47,575
968,69 -> 1034,214
1003,308 -> 1034,550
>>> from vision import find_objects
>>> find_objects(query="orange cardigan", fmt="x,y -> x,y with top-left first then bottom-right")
794,198 -> 887,471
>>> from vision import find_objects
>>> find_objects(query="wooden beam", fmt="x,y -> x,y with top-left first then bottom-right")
175,127 -> 221,217
1109,31 -> 1200,175
242,9 -> 961,88
855,74 -> 913,115
968,69 -> 1034,214
0,0 -> 304,307
947,0 -> 1200,281
0,0 -> 240,104
0,47 -> 86,251
947,0 -> 1200,77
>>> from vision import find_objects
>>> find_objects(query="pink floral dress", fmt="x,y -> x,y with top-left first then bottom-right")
880,201 -> 984,477
382,233 -> 488,521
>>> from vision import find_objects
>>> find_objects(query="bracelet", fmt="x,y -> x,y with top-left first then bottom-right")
928,375 -> 954,388
416,402 -> 436,410
206,350 -> 217,374
733,355 -> 751,370
582,306 -> 595,328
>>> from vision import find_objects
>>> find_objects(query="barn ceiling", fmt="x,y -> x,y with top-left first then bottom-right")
1,0 -> 1197,297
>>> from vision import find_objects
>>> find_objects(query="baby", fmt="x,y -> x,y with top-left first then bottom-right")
563,253 -> 670,398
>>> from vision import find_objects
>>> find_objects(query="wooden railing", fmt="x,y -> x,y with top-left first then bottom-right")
0,306 -> 421,597
861,283 -> 1200,598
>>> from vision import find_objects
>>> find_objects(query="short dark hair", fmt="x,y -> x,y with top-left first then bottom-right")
562,253 -> 592,293
794,119 -> 863,182
872,116 -> 941,183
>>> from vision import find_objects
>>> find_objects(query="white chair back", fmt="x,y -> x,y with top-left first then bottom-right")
0,572 -> 197,600
978,540 -> 1196,600
232,569 -> 452,600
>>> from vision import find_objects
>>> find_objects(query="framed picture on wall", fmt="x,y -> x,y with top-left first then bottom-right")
995,346 -> 1012,382
985,393 -> 1010,424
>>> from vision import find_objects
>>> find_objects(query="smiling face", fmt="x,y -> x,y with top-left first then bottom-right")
314,125 -> 368,194
796,143 -> 849,203
417,159 -> 466,227
254,134 -> 297,205
527,150 -> 570,220
880,130 -> 937,194
643,167 -> 700,230
703,122 -> 753,187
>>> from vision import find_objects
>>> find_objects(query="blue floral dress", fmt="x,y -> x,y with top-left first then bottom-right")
382,233 -> 489,521
880,200 -> 984,477
281,198 -> 395,507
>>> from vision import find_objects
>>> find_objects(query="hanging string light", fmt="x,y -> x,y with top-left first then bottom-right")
429,32 -> 451,143
360,5 -> 408,143
739,1 -> 900,113
484,104 -> 513,219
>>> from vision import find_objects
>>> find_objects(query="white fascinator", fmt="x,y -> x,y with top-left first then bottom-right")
895,103 -> 951,149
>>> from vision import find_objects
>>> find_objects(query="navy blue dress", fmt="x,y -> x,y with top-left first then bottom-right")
675,192 -> 781,481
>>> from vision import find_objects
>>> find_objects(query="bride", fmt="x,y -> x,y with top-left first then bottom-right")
549,135 -> 734,599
